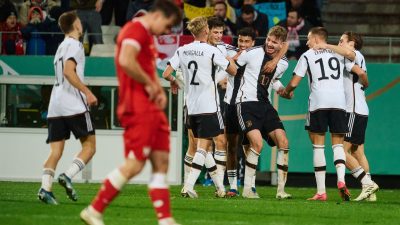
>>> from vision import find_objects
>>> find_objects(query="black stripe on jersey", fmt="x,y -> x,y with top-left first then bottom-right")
230,66 -> 245,105
77,89 -> 90,112
211,53 -> 219,112
281,56 -> 288,62
304,55 -> 313,83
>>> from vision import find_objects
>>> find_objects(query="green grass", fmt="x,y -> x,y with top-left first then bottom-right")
0,181 -> 399,225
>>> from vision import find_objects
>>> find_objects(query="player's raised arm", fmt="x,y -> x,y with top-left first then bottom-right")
225,56 -> 237,76
263,41 -> 289,73
313,43 -> 355,61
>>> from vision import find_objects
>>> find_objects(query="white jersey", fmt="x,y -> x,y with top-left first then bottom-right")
48,37 -> 87,118
168,41 -> 230,115
293,48 -> 355,112
343,50 -> 369,115
235,46 -> 288,103
220,43 -> 240,105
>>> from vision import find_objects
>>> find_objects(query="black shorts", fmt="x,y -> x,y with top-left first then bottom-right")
237,101 -> 284,145
344,112 -> 368,145
46,111 -> 95,143
183,105 -> 191,129
189,112 -> 224,139
224,103 -> 240,134
305,109 -> 348,134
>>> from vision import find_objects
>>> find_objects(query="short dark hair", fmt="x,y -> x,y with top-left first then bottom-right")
207,16 -> 225,30
58,10 -> 78,34
214,1 -> 227,9
149,0 -> 182,26
288,8 -> 303,19
343,31 -> 363,50
237,27 -> 256,40
309,27 -> 328,41
241,4 -> 255,15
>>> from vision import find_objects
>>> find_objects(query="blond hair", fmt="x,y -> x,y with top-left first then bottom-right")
187,16 -> 208,37
268,25 -> 287,42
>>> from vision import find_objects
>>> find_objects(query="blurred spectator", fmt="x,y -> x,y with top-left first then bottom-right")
278,8 -> 311,59
236,4 -> 268,38
0,10 -> 24,55
21,6 -> 47,55
100,0 -> 129,26
42,6 -> 64,55
0,0 -> 17,22
19,0 -> 59,26
213,1 -> 236,36
126,0 -> 154,22
286,0 -> 322,26
70,0 -> 103,52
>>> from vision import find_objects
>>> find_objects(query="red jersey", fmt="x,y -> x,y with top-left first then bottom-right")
115,20 -> 159,124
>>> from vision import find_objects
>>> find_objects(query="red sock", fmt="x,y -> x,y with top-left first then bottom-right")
148,188 -> 172,220
91,179 -> 120,213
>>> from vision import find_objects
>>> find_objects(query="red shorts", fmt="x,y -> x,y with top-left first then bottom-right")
122,111 -> 170,161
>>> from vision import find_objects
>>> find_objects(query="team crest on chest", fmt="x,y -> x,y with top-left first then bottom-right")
245,120 -> 253,128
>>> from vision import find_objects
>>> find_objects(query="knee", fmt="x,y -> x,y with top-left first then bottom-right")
250,141 -> 263,153
277,137 -> 289,149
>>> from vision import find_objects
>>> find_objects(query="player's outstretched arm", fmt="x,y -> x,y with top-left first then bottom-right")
263,42 -> 289,73
63,59 -> 98,106
314,43 -> 355,61
351,65 -> 369,88
281,75 -> 302,99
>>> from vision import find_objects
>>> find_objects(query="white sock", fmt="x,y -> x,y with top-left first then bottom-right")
148,173 -> 168,189
313,145 -> 326,194
251,175 -> 256,189
108,169 -> 128,190
65,158 -> 85,179
41,168 -> 55,192
351,166 -> 373,186
227,170 -> 237,190
205,152 -> 224,190
332,144 -> 346,183
244,148 -> 259,190
183,153 -> 193,184
185,149 -> 206,190
214,149 -> 227,186
277,148 -> 289,193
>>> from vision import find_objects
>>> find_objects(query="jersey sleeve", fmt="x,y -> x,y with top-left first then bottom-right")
168,48 -> 181,70
344,56 -> 355,72
64,42 -> 81,63
273,59 -> 289,80
293,54 -> 308,77
355,51 -> 367,72
119,22 -> 147,52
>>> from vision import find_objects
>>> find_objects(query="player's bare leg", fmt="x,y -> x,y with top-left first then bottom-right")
347,143 -> 378,201
213,133 -> 227,189
268,129 -> 291,199
81,157 -> 146,225
331,133 -> 350,201
38,140 -> 65,204
182,129 -> 197,195
226,133 -> 239,197
59,135 -> 96,201
242,130 -> 262,198
307,132 -> 327,201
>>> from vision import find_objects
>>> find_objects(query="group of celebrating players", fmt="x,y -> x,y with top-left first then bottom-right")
36,1 -> 380,224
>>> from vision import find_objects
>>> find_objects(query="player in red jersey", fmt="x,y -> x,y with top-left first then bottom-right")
80,1 -> 182,225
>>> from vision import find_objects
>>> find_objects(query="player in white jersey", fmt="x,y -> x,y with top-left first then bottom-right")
235,26 -> 291,199
313,31 -> 379,201
281,27 -> 354,201
38,11 -> 98,205
163,16 -> 236,198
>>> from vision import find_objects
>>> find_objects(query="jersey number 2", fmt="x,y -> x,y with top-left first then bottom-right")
188,60 -> 199,85
315,57 -> 341,81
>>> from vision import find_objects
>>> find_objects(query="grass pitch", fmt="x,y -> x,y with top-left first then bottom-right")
0,181 -> 399,225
